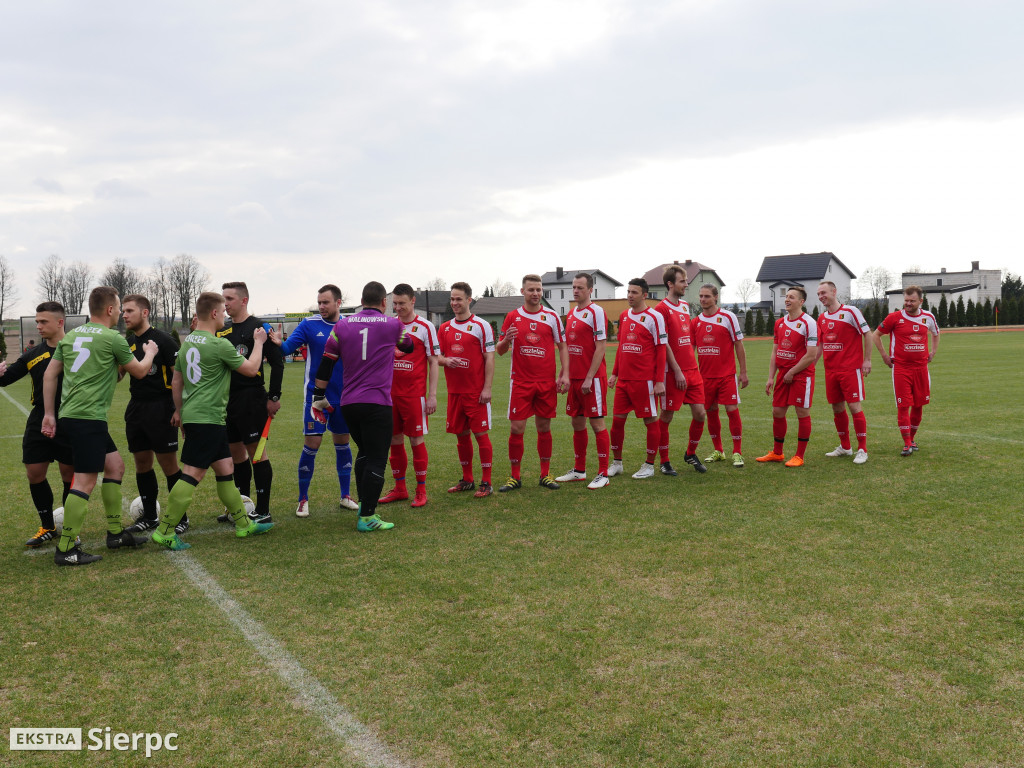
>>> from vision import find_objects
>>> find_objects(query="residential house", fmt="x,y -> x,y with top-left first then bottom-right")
641,259 -> 725,305
538,267 -> 623,317
886,261 -> 1002,312
755,252 -> 856,313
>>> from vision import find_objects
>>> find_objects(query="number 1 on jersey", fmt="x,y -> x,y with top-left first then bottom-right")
360,327 -> 368,360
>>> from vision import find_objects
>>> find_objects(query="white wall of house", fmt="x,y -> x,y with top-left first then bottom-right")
901,263 -> 1001,305
543,273 -> 619,316
759,263 -> 854,313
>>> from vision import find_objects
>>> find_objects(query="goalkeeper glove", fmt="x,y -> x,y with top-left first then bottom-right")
311,390 -> 333,424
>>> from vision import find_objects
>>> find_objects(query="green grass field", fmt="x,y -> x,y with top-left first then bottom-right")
2,331 -> 1023,767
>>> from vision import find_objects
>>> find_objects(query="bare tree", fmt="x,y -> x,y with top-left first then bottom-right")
735,278 -> 756,306
169,254 -> 210,326
101,258 -> 145,301
858,266 -> 895,302
60,261 -> 93,315
0,255 -> 18,322
425,276 -> 447,292
146,257 -> 175,330
38,255 -> 64,303
490,278 -> 516,297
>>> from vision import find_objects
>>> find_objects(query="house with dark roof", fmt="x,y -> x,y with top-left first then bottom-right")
755,252 -> 856,313
384,290 -> 454,326
886,261 -> 1001,312
537,267 -> 623,317
640,259 -> 725,305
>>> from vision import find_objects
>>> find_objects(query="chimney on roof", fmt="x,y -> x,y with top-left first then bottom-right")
556,267 -> 563,280
673,260 -> 679,265
971,260 -> 980,270
685,259 -> 692,266
940,268 -> 946,273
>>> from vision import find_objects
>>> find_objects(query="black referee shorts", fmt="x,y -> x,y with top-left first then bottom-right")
226,388 -> 268,445
22,415 -> 73,466
125,398 -> 179,454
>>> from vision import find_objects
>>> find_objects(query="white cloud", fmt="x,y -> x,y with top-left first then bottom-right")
93,179 -> 148,200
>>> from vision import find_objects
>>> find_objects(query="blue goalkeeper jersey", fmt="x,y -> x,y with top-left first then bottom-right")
280,315 -> 345,404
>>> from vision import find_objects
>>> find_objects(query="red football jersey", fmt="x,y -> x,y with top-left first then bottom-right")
392,317 -> 439,398
692,310 -> 744,378
773,313 -> 817,371
438,315 -> 495,394
877,309 -> 939,367
817,305 -> 869,371
565,302 -> 608,380
612,308 -> 667,381
654,298 -> 698,372
500,307 -> 565,384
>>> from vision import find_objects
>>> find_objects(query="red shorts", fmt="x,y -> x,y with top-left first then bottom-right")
703,374 -> 741,407
613,379 -> 657,418
772,369 -> 815,409
825,368 -> 865,405
662,367 -> 705,411
508,380 -> 557,421
892,365 -> 930,407
565,377 -> 608,418
445,392 -> 491,434
392,395 -> 429,437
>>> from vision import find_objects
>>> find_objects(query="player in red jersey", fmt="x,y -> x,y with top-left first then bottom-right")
653,265 -> 708,475
607,278 -> 668,480
871,285 -> 940,456
379,284 -> 440,508
437,282 -> 496,496
554,272 -> 612,489
692,284 -> 748,468
815,281 -> 872,465
756,287 -> 818,467
496,274 -> 570,491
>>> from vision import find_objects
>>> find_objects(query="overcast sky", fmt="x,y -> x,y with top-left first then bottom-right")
2,0 -> 1023,316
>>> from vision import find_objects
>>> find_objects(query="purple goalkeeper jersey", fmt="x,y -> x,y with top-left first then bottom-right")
324,308 -> 408,406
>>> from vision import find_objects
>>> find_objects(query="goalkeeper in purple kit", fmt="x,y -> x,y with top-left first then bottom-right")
311,281 -> 413,531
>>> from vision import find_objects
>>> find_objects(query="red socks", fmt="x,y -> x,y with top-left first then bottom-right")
411,442 -> 428,487
595,429 -> 610,474
773,416 -> 787,454
645,421 -> 659,465
475,433 -> 493,484
688,419 -> 704,455
509,433 -> 525,479
727,409 -> 743,454
610,419 -> 625,461
796,416 -> 811,459
537,431 -> 553,477
457,433 -> 474,482
897,406 -> 912,446
833,411 -> 850,450
910,406 -> 923,439
707,410 -> 723,452
390,443 -> 408,492
852,411 -> 867,451
658,420 -> 671,463
573,429 -> 588,472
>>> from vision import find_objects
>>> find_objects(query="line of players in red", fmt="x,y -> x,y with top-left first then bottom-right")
376,268 -> 940,508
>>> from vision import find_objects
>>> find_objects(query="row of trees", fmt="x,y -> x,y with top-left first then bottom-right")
35,254 -> 210,330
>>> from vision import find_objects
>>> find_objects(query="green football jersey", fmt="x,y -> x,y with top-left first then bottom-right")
175,330 -> 245,425
54,322 -> 134,421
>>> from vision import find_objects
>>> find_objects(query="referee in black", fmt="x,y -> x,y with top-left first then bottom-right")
120,294 -> 187,534
219,281 -> 284,524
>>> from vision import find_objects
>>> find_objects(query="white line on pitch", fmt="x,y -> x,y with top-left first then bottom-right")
171,552 -> 410,768
0,388 -> 30,416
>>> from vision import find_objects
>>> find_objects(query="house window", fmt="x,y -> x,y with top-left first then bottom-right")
561,289 -> 565,299
544,290 -> 550,299
937,279 -> 942,286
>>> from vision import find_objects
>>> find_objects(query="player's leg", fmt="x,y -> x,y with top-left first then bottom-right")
24,461 -> 58,546
501,417 -> 527,492
589,416 -> 610,483
327,406 -> 357,509
909,368 -> 927,449
757,404 -> 789,462
409,435 -> 429,507
473,427 -> 494,497
380,433 -> 410,504
705,400 -> 725,461
609,410 -> 627,476
558,414 -> 589,482
535,414 -> 557,489
101,444 -> 145,549
129,450 -> 161,529
155,464 -> 205,548
228,440 -> 253,496
828,401 -> 852,455
632,413 -> 660,479
247,439 -> 273,523
683,403 -> 708,473
658,408 -> 676,474
786,404 -> 812,466
343,404 -> 395,530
